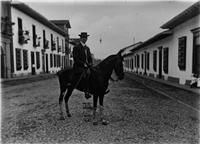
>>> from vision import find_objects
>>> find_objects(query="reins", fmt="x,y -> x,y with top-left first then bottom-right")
92,56 -> 123,82
73,70 -> 85,90
92,66 -> 118,81
73,54 -> 123,89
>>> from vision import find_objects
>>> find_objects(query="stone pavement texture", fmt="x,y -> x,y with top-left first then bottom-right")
1,72 -> 199,143
0,73 -> 56,82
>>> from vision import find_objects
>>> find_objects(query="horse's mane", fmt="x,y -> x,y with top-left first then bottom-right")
96,54 -> 117,67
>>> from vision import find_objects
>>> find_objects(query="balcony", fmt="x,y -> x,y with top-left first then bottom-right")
33,34 -> 41,47
44,39 -> 49,49
52,41 -> 56,51
18,29 -> 30,44
58,46 -> 62,52
1,16 -> 15,37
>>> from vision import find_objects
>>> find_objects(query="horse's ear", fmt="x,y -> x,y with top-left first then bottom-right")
117,49 -> 123,57
117,49 -> 125,59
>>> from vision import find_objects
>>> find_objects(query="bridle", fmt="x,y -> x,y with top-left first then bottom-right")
111,57 -> 124,81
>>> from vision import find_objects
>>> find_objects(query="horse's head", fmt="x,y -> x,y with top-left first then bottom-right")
113,50 -> 125,80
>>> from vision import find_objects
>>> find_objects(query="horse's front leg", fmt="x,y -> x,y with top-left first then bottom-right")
59,90 -> 65,120
93,94 -> 98,125
99,94 -> 108,125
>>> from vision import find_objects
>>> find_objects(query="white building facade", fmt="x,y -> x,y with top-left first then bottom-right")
123,2 -> 200,85
11,2 -> 68,77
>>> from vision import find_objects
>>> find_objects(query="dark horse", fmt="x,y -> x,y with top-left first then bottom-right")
57,50 -> 124,125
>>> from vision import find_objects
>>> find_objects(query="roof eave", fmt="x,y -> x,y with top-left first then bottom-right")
131,30 -> 173,52
50,20 -> 71,28
160,1 -> 200,29
11,2 -> 68,36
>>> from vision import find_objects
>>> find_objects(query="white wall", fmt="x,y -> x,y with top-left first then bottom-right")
11,7 -> 65,77
169,16 -> 198,84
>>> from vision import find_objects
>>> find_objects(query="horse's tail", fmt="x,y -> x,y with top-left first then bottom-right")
57,69 -> 62,77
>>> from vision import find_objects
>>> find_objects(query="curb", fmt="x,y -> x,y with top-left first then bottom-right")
0,73 -> 57,83
125,72 -> 200,95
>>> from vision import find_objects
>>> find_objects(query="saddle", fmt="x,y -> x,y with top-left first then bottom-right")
71,67 -> 106,96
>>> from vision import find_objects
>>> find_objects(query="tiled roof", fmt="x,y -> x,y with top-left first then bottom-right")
131,30 -> 173,52
50,20 -> 71,28
161,1 -> 200,29
11,2 -> 68,36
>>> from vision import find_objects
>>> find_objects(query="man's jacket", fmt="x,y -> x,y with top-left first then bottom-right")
73,43 -> 93,74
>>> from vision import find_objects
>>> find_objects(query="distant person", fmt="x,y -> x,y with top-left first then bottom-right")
73,32 -> 93,99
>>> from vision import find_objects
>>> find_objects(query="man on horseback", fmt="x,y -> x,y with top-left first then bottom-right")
73,32 -> 93,99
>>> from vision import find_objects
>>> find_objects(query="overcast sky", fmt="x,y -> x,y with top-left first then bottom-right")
18,0 -> 197,59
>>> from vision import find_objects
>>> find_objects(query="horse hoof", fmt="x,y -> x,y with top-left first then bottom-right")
93,120 -> 98,126
84,114 -> 91,117
101,119 -> 108,125
59,116 -> 65,120
67,113 -> 72,117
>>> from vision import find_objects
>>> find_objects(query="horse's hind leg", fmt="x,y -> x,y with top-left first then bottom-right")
99,94 -> 108,125
59,86 -> 66,120
92,94 -> 98,125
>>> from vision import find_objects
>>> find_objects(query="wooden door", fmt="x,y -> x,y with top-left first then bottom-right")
193,30 -> 200,77
1,47 -> 5,78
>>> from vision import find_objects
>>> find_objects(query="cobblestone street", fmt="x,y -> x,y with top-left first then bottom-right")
1,74 -> 199,144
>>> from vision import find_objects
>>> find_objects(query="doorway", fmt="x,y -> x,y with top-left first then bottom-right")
158,46 -> 162,78
1,47 -> 5,78
31,52 -> 35,75
192,29 -> 200,77
46,53 -> 49,73
42,52 -> 45,73
144,52 -> 147,75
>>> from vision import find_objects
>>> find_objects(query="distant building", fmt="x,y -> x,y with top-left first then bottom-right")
121,42 -> 142,72
50,20 -> 71,67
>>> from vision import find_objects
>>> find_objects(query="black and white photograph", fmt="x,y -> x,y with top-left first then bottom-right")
1,0 -> 200,143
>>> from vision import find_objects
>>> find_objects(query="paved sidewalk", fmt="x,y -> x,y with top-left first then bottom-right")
126,72 -> 200,95
0,73 -> 56,82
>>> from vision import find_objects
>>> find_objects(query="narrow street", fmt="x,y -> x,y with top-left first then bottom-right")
1,74 -> 199,144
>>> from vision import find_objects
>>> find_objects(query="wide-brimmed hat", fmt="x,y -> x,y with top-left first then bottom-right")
79,32 -> 89,38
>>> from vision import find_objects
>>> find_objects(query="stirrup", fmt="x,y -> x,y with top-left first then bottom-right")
105,89 -> 110,94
